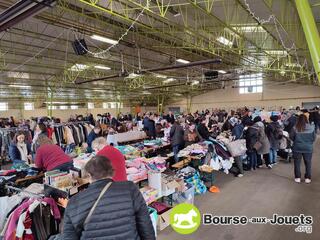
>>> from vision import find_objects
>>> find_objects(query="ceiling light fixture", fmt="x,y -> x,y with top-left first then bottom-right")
126,73 -> 141,79
94,65 -> 111,70
7,72 -> 30,79
218,70 -> 227,74
9,85 -> 31,88
266,50 -> 288,56
232,25 -> 265,33
217,36 -> 233,47
154,74 -> 167,78
176,59 -> 190,64
191,80 -> 200,86
90,34 -> 118,45
163,78 -> 176,83
285,63 -> 301,68
69,64 -> 89,71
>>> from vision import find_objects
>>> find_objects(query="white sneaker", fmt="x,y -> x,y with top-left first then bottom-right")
267,164 -> 273,169
305,179 -> 311,184
238,174 -> 244,178
295,178 -> 301,183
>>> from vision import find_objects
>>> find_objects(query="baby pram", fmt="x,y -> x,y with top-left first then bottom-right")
278,131 -> 293,162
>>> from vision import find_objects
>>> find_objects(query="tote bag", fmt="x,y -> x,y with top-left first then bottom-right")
226,139 -> 247,157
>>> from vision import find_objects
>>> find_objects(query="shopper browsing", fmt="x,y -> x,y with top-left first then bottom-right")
92,137 -> 127,181
253,116 -> 271,169
34,135 -> 73,171
170,119 -> 185,162
86,126 -> 101,153
291,114 -> 316,184
266,115 -> 283,165
9,132 -> 32,164
61,155 -> 155,240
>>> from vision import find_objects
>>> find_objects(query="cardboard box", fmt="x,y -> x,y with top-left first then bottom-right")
158,208 -> 173,231
172,186 -> 195,205
148,171 -> 162,196
162,179 -> 180,197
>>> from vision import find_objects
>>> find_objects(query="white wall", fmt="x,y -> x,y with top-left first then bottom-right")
0,106 -> 159,121
168,83 -> 320,113
0,107 -> 132,121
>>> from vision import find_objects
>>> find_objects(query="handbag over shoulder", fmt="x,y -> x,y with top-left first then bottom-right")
83,181 -> 112,227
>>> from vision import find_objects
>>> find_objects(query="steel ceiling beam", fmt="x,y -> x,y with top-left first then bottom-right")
0,0 -> 56,32
295,0 -> 320,82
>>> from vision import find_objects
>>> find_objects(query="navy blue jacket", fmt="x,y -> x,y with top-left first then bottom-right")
9,143 -> 31,162
232,124 -> 244,140
87,131 -> 99,153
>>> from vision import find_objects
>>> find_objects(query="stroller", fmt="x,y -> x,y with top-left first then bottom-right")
277,131 -> 293,162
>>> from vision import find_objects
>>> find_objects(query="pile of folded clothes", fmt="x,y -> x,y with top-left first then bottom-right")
73,153 -> 94,170
144,139 -> 163,147
140,186 -> 159,205
125,157 -> 148,182
175,166 -> 207,195
178,143 -> 208,157
115,145 -> 138,155
142,157 -> 167,172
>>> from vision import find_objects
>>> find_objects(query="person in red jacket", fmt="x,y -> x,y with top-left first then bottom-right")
34,135 -> 72,171
92,137 -> 127,181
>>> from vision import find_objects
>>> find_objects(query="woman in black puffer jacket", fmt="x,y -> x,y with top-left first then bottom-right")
62,155 -> 155,240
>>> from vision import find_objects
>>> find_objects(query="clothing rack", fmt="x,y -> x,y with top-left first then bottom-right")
52,121 -> 90,127
0,126 -> 30,132
5,184 -> 44,198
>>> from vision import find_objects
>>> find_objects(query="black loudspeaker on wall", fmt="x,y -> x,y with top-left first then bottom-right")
72,39 -> 88,55
204,70 -> 218,80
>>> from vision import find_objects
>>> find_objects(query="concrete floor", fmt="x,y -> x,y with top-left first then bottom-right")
158,138 -> 320,240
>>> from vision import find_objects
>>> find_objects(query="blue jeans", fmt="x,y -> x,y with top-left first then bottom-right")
269,148 -> 278,164
173,145 -> 180,163
293,152 -> 312,179
247,151 -> 257,170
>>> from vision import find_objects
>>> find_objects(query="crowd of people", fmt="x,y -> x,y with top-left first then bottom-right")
4,106 -> 318,185
1,106 -> 318,240
138,107 -> 318,183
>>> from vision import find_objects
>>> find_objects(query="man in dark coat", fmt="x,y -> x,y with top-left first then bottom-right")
166,111 -> 175,124
170,120 -> 185,162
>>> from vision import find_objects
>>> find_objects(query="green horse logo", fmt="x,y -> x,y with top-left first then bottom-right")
170,203 -> 201,234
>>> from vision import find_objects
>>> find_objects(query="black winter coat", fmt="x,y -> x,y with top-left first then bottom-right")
244,126 -> 259,152
197,123 -> 210,140
62,179 -> 155,240
170,124 -> 184,146
266,122 -> 282,149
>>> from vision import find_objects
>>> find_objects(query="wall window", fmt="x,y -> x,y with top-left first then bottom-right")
70,105 -> 78,109
103,102 -> 123,109
88,102 -> 94,109
60,106 -> 68,110
239,73 -> 263,94
24,102 -> 34,111
48,105 -> 57,110
0,102 -> 8,111
102,102 -> 109,109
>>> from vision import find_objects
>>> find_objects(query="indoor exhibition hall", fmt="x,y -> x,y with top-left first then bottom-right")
0,0 -> 319,240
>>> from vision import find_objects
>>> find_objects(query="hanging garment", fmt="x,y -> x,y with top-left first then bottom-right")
64,126 -> 75,145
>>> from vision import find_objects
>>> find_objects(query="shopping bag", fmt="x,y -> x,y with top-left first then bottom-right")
226,139 -> 247,157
